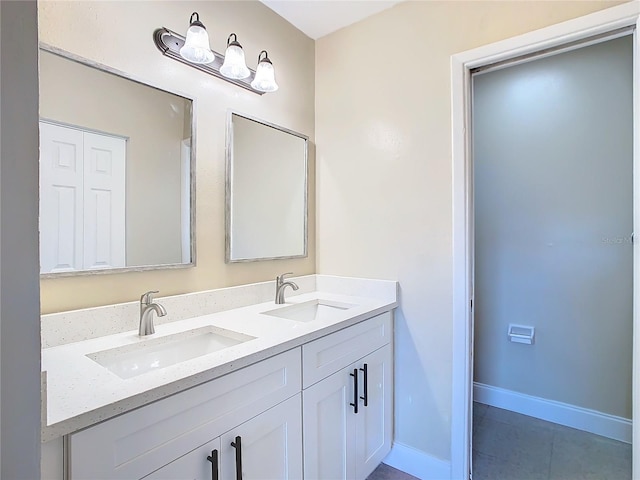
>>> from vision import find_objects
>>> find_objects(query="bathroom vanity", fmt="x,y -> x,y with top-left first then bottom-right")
41,275 -> 397,480
36,11 -> 394,480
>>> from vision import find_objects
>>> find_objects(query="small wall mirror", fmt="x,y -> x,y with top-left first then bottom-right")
226,113 -> 308,262
38,47 -> 195,276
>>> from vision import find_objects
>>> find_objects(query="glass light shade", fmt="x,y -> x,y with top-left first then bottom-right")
180,24 -> 215,64
251,58 -> 278,92
220,44 -> 250,79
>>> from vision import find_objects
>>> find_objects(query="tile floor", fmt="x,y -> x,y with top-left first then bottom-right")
366,403 -> 631,480
473,402 -> 632,480
367,463 -> 419,480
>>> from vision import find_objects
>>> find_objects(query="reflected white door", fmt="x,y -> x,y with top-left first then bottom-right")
39,122 -> 126,273
83,131 -> 126,269
39,122 -> 84,273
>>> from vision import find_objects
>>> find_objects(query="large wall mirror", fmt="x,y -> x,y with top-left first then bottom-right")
226,113 -> 308,262
38,46 -> 195,276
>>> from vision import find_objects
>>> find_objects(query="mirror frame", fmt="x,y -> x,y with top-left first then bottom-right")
225,111 -> 309,263
39,43 -> 197,278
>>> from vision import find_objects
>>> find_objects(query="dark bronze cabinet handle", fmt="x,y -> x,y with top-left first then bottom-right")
206,449 -> 219,480
360,363 -> 368,407
231,436 -> 243,480
349,368 -> 359,414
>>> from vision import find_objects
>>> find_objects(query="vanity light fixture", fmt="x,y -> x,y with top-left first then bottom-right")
220,34 -> 250,80
251,51 -> 279,93
179,12 -> 215,64
153,13 -> 279,95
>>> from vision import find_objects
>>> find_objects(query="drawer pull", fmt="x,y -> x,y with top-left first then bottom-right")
206,449 -> 219,480
360,363 -> 368,407
231,435 -> 243,480
349,368 -> 359,414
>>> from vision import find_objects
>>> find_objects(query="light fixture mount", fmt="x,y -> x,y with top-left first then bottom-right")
153,27 -> 265,95
227,33 -> 241,49
188,12 -> 205,29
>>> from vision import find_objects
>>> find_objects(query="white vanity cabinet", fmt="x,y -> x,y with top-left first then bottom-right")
64,309 -> 394,480
143,437 -> 221,480
68,348 -> 301,479
146,394 -> 302,480
302,312 -> 393,480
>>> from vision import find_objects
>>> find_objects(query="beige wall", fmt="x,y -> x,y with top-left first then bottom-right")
39,50 -> 188,267
315,0 -> 623,462
38,1 -> 315,313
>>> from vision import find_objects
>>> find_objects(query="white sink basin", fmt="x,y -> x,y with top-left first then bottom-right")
261,299 -> 357,323
87,326 -> 255,379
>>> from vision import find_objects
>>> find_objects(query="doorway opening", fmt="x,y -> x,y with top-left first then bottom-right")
451,4 -> 640,479
471,32 -> 633,479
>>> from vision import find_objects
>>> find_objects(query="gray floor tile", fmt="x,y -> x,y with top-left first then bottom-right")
484,405 -> 557,433
554,426 -> 632,460
473,416 -> 553,479
474,402 -> 489,429
549,427 -> 631,480
472,451 -> 496,480
473,404 -> 632,480
366,463 -> 418,480
473,450 -> 547,480
474,401 -> 489,419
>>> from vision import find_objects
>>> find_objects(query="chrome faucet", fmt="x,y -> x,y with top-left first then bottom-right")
139,290 -> 167,336
275,272 -> 299,304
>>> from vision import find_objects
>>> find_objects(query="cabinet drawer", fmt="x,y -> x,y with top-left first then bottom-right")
69,347 -> 301,479
302,311 -> 391,388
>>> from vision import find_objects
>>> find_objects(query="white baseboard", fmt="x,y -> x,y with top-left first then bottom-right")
474,382 -> 631,443
383,442 -> 451,480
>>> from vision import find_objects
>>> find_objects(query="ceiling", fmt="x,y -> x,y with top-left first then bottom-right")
260,1 -> 403,40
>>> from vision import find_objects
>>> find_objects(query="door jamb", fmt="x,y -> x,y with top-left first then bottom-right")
451,3 -> 640,479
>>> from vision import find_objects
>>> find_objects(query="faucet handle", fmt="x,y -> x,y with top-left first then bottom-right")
276,272 -> 294,284
141,290 -> 159,305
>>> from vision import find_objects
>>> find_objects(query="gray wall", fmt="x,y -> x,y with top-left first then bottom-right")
473,35 -> 633,418
0,1 -> 42,477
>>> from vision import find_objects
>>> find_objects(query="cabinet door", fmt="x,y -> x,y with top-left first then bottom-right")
355,344 -> 393,480
144,438 -> 221,480
221,395 -> 302,480
303,365 -> 356,480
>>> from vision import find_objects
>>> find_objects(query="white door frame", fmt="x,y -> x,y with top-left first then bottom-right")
451,3 -> 640,479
